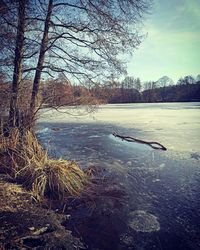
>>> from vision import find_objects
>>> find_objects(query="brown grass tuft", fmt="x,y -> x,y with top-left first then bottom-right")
0,129 -> 88,201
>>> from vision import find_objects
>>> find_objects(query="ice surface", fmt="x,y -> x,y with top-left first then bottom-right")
37,102 -> 200,249
39,102 -> 200,152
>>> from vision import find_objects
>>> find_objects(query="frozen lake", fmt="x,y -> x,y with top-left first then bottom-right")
37,102 -> 200,250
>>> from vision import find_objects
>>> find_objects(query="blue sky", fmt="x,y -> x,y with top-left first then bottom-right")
127,0 -> 200,83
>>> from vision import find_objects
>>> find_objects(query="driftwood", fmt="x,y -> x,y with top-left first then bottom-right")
112,133 -> 167,151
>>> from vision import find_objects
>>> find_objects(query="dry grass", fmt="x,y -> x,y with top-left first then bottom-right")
0,129 -> 88,201
0,127 -> 20,150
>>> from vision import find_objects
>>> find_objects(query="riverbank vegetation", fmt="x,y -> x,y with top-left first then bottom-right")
0,128 -> 88,201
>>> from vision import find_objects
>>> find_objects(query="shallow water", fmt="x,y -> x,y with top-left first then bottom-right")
37,102 -> 200,250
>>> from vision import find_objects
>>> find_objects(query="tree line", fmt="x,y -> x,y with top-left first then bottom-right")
44,74 -> 200,104
1,74 -> 200,116
45,74 -> 200,104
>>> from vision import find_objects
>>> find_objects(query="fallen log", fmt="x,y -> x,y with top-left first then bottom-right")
112,133 -> 167,151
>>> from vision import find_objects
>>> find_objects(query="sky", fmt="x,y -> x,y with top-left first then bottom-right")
127,0 -> 200,83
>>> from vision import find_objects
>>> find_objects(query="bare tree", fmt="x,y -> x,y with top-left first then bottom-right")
0,1 -> 17,80
142,81 -> 157,102
30,0 -> 53,116
26,0 -> 151,116
7,0 -> 26,128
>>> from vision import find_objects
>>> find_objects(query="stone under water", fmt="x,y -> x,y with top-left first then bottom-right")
128,210 -> 160,232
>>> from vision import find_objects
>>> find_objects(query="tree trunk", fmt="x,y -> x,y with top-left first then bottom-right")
30,0 -> 53,117
8,0 -> 26,128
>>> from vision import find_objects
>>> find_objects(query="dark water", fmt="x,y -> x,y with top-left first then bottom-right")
37,103 -> 200,250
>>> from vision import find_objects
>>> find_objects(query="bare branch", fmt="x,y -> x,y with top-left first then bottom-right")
113,133 -> 167,151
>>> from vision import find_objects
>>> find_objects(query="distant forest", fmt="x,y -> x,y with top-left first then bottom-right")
1,74 -> 200,113
91,75 -> 200,104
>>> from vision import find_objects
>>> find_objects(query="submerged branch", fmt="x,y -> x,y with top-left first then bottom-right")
112,133 -> 167,151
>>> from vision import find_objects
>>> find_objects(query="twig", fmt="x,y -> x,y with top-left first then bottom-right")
112,133 -> 167,151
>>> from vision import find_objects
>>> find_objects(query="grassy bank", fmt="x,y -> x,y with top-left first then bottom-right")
0,128 -> 88,201
0,127 -> 89,249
